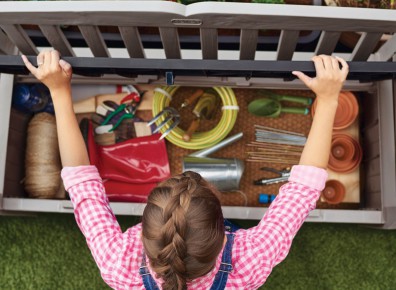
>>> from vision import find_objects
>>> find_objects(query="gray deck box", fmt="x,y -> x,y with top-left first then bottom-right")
0,1 -> 395,228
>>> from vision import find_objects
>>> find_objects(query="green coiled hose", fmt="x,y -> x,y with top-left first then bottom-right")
152,86 -> 239,150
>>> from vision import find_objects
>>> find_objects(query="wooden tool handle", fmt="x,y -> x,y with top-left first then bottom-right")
183,118 -> 201,142
181,89 -> 204,108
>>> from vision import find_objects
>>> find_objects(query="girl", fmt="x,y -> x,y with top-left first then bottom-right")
22,51 -> 348,290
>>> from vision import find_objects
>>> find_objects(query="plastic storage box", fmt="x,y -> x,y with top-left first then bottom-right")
0,1 -> 395,228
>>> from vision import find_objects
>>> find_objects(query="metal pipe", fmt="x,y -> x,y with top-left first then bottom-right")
188,132 -> 243,157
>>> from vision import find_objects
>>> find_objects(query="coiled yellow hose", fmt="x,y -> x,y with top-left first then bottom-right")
152,86 -> 239,150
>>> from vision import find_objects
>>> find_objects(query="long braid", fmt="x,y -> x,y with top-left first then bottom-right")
159,177 -> 194,289
142,171 -> 224,290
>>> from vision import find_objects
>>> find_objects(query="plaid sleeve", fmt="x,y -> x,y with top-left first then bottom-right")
61,166 -> 136,288
237,165 -> 327,288
61,165 -> 102,191
288,164 -> 328,191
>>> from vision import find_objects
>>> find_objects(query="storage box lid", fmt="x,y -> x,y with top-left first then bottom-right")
0,1 -> 395,82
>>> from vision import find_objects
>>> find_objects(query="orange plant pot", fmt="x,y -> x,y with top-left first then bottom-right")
322,180 -> 346,204
311,91 -> 359,130
328,133 -> 362,173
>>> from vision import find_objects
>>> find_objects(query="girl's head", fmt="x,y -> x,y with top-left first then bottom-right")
142,171 -> 225,290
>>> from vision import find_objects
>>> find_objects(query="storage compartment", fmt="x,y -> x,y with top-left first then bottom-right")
1,83 -> 392,225
0,1 -> 395,227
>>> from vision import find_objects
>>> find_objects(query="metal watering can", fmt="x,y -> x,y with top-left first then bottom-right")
182,133 -> 244,192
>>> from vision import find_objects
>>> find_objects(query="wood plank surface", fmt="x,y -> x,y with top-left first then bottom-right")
119,26 -> 145,58
315,31 -> 341,56
200,28 -> 218,60
349,32 -> 383,61
159,27 -> 181,59
78,25 -> 110,57
39,25 -> 75,57
240,29 -> 258,60
0,29 -> 16,55
276,30 -> 299,60
0,24 -> 38,55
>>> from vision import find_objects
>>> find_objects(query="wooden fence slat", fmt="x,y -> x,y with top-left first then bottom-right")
119,26 -> 145,58
239,29 -> 258,60
276,30 -> 299,60
39,25 -> 75,57
159,27 -> 181,59
78,25 -> 110,57
350,32 -> 383,61
315,31 -> 341,56
200,28 -> 218,60
0,24 -> 38,55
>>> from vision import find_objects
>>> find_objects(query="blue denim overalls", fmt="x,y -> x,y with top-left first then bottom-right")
139,220 -> 238,290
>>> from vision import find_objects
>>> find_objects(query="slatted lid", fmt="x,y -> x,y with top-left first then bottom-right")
0,1 -> 395,81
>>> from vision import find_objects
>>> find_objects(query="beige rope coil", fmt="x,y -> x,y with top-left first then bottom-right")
25,113 -> 62,198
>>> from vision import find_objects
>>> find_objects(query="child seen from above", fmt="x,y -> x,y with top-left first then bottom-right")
22,51 -> 348,290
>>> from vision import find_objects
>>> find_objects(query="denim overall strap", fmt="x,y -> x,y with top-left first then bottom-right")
140,220 -> 238,290
209,232 -> 235,290
224,219 -> 240,233
139,254 -> 160,290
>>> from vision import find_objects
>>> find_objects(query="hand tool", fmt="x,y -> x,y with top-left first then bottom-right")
147,107 -> 181,140
183,92 -> 218,142
180,89 -> 204,109
258,90 -> 313,106
253,167 -> 291,185
248,98 -> 309,118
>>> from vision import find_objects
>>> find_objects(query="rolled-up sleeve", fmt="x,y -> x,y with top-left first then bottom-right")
288,165 -> 328,191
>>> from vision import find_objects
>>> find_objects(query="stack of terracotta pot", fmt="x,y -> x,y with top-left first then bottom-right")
312,91 -> 362,204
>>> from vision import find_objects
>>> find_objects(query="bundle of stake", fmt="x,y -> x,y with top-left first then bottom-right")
246,142 -> 302,164
254,125 -> 307,146
247,125 -> 305,164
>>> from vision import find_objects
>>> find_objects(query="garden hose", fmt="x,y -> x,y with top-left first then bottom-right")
152,86 -> 239,150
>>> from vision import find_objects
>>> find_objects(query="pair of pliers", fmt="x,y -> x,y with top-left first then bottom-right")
120,90 -> 144,117
95,91 -> 144,134
100,103 -> 133,132
253,167 -> 291,185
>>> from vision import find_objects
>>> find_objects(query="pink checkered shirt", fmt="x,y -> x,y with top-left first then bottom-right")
61,165 -> 327,290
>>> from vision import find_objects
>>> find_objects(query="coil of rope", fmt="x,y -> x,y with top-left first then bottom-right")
152,86 -> 239,150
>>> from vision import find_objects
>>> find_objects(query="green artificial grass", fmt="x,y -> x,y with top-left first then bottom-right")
1,213 -> 396,290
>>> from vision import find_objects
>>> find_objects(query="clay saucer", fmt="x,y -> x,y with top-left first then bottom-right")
311,91 -> 359,130
322,180 -> 346,204
328,133 -> 363,173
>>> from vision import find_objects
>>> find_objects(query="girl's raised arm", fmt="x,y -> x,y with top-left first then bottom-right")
293,55 -> 349,168
22,50 -> 90,167
241,55 -> 349,288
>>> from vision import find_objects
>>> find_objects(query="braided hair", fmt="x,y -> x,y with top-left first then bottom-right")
142,171 -> 225,290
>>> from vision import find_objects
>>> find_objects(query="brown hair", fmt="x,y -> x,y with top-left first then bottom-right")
142,171 -> 225,290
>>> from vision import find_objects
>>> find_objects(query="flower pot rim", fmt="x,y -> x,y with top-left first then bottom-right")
322,179 -> 346,204
328,133 -> 362,173
311,91 -> 359,130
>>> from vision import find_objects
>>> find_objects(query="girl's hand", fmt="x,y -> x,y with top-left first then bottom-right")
292,55 -> 349,104
21,50 -> 72,99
